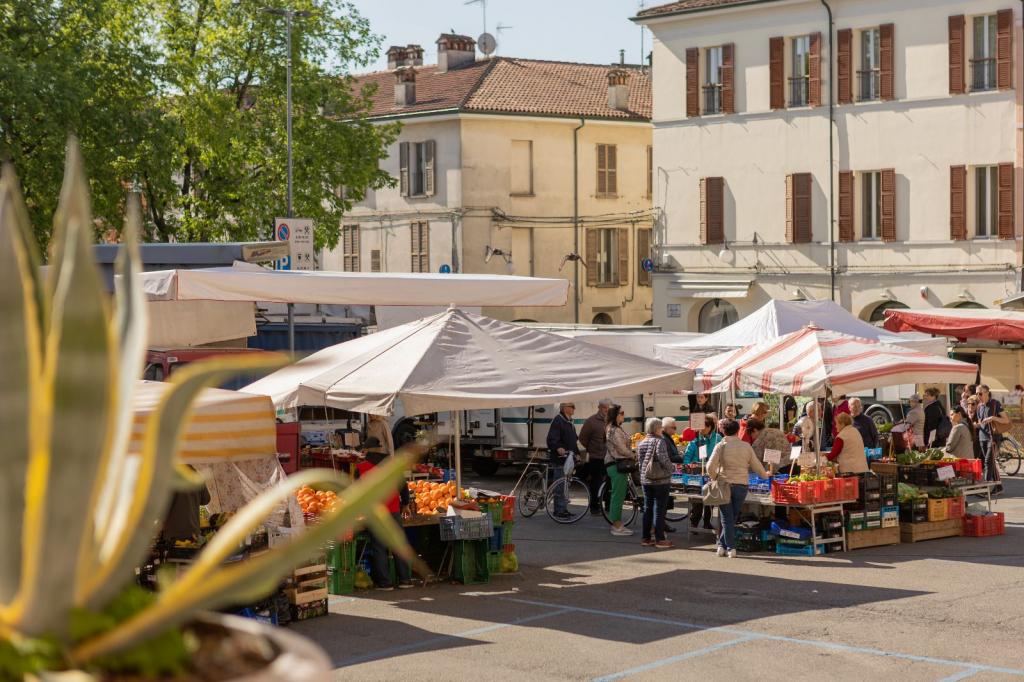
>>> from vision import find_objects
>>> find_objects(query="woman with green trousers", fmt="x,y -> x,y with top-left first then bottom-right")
604,405 -> 635,537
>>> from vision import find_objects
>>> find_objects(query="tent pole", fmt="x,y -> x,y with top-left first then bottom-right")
455,410 -> 462,495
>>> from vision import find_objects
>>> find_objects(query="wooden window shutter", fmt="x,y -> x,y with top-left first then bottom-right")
399,142 -> 410,196
423,140 -> 436,196
597,144 -> 607,195
637,229 -> 651,287
949,166 -> 967,241
646,146 -> 653,198
706,177 -> 724,245
370,249 -> 381,272
880,168 -> 896,242
808,32 -> 822,107
410,222 -> 420,271
948,15 -> 965,95
837,29 -> 853,104
785,175 -> 795,243
585,229 -> 598,286
700,177 -> 709,244
879,24 -> 895,101
786,173 -> 812,244
721,43 -> 735,114
998,163 -> 1015,239
617,228 -> 629,285
769,37 -> 785,110
838,171 -> 854,242
997,9 -> 1014,90
607,145 -> 618,195
686,48 -> 700,118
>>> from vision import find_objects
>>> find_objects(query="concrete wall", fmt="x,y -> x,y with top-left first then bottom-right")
644,0 -> 1021,331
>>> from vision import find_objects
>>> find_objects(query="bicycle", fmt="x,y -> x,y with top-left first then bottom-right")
997,434 -> 1023,476
597,472 -> 690,527
515,454 -> 591,524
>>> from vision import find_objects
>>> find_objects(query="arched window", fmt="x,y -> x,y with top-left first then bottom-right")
951,301 -> 986,309
592,313 -> 613,325
868,300 -> 909,323
698,299 -> 738,333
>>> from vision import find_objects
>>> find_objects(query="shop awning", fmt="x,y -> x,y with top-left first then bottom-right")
665,278 -> 752,299
883,308 -> 1024,344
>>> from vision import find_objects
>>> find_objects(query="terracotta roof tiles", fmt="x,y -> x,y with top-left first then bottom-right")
636,0 -> 771,19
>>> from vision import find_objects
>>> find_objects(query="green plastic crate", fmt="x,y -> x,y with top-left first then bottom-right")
501,521 -> 513,546
452,539 -> 490,585
486,551 -> 503,575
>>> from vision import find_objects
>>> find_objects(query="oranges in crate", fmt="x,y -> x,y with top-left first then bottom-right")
296,486 -> 339,517
407,480 -> 466,516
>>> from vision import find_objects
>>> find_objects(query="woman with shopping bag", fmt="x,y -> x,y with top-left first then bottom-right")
705,419 -> 769,558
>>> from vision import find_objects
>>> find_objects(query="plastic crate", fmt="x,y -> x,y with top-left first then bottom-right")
946,496 -> 965,519
838,477 -> 859,501
748,474 -> 773,495
964,512 -> 1005,537
954,459 -> 982,481
683,473 -> 709,488
776,542 -> 825,557
927,498 -> 948,522
479,501 -> 503,526
489,527 -> 503,552
441,468 -> 457,483
500,496 -> 515,522
326,540 -> 357,595
452,540 -> 490,584
486,551 -> 503,575
439,515 -> 495,541
772,480 -> 814,505
770,521 -> 812,540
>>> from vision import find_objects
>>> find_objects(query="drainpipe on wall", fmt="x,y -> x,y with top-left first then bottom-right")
821,0 -> 837,303
573,116 -> 586,323
1018,0 -> 1024,293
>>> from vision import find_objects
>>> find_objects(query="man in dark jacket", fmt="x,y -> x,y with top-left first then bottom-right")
578,399 -> 611,514
922,387 -> 948,447
849,398 -> 880,449
545,402 -> 578,518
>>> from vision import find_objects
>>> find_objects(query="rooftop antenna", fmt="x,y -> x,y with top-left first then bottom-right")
639,0 -> 646,70
465,0 -> 487,35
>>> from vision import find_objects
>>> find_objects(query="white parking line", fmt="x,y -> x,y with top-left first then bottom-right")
592,636 -> 757,682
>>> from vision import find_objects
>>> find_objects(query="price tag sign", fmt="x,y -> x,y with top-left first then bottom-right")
698,445 -> 708,461
764,448 -> 783,465
690,412 -> 705,432
937,465 -> 955,481
789,446 -> 802,462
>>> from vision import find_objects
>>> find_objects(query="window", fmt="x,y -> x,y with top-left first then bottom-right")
585,227 -> 627,287
370,249 -> 381,272
646,145 -> 653,198
410,221 -> 429,272
786,172 -> 812,244
867,300 -> 909,324
597,228 -> 618,285
341,224 -> 359,272
859,28 -> 881,100
975,166 -> 998,238
592,313 -> 614,325
698,299 -> 738,333
972,15 -> 997,91
596,144 -> 617,196
510,140 -> 533,195
790,35 -> 811,106
700,177 -> 724,245
862,171 -> 882,239
704,46 -> 723,114
399,140 -> 435,197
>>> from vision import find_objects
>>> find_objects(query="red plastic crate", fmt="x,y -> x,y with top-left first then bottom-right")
946,496 -> 965,519
772,481 -> 815,505
816,479 -> 835,503
500,495 -> 515,522
964,512 -> 1004,537
839,477 -> 859,501
953,459 -> 983,481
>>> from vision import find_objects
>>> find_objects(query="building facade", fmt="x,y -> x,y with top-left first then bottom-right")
322,35 -> 655,324
637,0 -> 1022,332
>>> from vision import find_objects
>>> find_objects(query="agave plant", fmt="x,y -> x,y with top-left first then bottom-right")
0,139 -> 421,675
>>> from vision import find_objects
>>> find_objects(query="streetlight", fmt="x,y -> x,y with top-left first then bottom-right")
263,7 -> 312,353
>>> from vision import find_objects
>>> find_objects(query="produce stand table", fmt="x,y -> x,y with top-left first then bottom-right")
951,481 -> 997,512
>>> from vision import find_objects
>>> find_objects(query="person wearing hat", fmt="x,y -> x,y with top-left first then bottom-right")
355,436 -> 413,590
905,394 -> 926,448
578,399 -> 613,515
545,402 -> 579,519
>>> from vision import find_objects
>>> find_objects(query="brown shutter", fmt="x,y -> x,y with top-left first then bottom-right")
686,48 -> 700,118
700,177 -> 709,244
399,142 -> 409,196
706,177 -> 724,244
787,173 -> 812,244
423,140 -> 436,196
998,163 -> 1015,239
785,175 -> 795,243
997,9 -> 1014,90
646,146 -> 653,198
370,249 -> 381,272
838,171 -> 854,242
808,32 -> 822,107
597,144 -> 607,195
618,227 -> 629,285
410,222 -> 420,272
880,168 -> 896,242
637,229 -> 651,287
585,229 -> 598,286
770,37 -> 785,110
879,23 -> 895,101
950,166 -> 967,241
837,29 -> 852,104
721,43 -> 735,114
607,145 -> 618,195
949,15 -> 965,95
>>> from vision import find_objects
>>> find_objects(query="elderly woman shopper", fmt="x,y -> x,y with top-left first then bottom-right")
604,405 -> 635,537
750,419 -> 792,474
943,406 -> 975,459
706,419 -> 769,558
684,415 -> 720,531
826,412 -> 868,474
637,418 -> 675,549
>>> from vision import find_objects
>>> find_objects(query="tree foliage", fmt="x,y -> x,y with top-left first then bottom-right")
0,0 -> 398,251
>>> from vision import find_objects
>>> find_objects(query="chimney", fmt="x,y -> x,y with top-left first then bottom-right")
394,66 -> 416,107
405,44 -> 424,66
436,33 -> 476,73
386,45 -> 406,70
607,68 -> 631,111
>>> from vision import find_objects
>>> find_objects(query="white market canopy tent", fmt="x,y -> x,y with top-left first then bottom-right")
140,262 -> 569,308
654,299 -> 946,367
693,326 -> 977,397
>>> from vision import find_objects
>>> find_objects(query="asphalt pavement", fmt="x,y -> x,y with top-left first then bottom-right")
293,469 -> 1024,681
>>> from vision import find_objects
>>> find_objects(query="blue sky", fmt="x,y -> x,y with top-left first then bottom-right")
349,0 -> 652,72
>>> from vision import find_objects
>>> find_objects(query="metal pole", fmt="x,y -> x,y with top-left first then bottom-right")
286,12 -> 295,352
454,410 -> 463,495
572,118 -> 585,324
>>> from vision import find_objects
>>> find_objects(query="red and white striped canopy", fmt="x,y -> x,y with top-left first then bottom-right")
695,326 -> 977,396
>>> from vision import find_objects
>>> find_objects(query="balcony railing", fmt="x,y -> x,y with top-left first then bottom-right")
703,84 -> 722,114
971,58 -> 996,91
857,69 -> 880,101
788,76 -> 809,106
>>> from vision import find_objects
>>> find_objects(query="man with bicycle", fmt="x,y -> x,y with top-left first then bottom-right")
546,402 -> 579,520
977,385 -> 1009,494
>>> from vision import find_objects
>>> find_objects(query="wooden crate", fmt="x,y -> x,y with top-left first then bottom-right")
847,525 -> 900,550
287,563 -> 328,605
869,462 -> 898,476
900,518 -> 963,543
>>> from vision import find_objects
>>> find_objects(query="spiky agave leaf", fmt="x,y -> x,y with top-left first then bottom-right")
71,453 -> 420,662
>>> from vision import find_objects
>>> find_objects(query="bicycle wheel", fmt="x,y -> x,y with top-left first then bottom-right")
598,479 -> 641,526
999,438 -> 1022,477
545,476 -> 590,523
664,491 -> 690,523
517,470 -> 546,518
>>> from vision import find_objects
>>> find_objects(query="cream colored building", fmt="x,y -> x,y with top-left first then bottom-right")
636,0 -> 1022,332
322,35 -> 655,324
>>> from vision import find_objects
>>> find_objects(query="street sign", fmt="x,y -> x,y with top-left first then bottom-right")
439,264 -> 452,274
642,258 -> 654,273
275,217 -> 315,271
